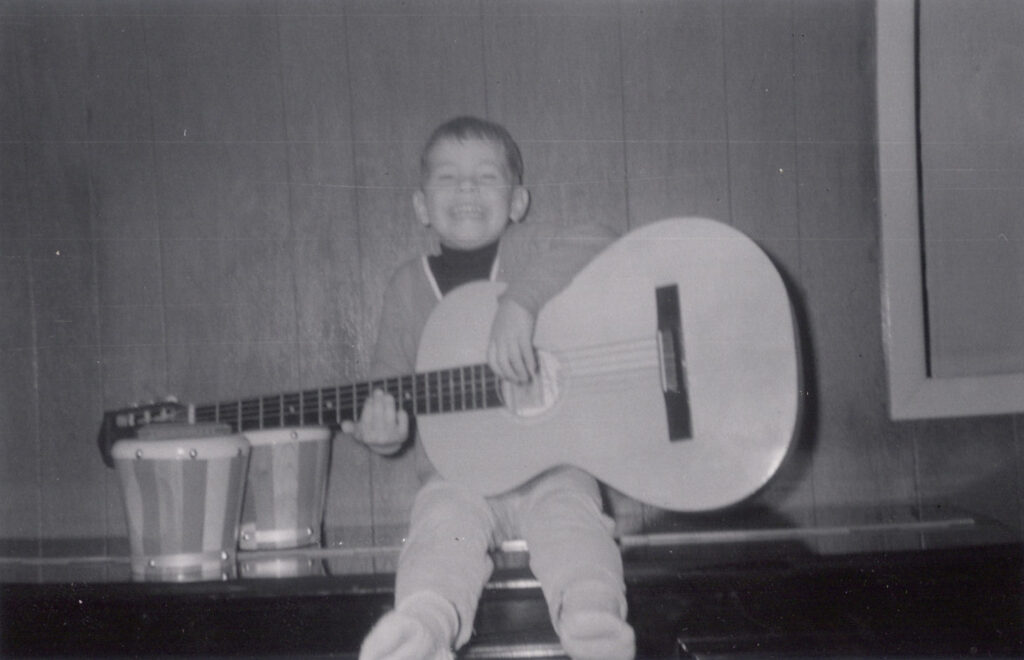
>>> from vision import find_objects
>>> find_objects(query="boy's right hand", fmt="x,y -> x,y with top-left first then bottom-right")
340,389 -> 409,455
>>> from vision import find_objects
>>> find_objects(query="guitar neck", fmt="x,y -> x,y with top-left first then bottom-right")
192,363 -> 502,432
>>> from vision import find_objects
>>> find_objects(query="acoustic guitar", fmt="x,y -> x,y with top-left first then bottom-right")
98,217 -> 800,512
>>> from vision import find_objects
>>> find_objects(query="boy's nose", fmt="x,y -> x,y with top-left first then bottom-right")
457,176 -> 478,191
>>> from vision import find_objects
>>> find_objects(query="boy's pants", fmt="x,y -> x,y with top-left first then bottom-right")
395,465 -> 626,649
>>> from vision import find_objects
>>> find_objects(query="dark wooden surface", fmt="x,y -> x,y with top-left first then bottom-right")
2,544 -> 1020,658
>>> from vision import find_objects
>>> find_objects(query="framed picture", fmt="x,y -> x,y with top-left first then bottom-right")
877,0 -> 1024,419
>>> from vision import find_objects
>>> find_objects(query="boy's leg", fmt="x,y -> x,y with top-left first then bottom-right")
518,467 -> 635,659
360,478 -> 497,659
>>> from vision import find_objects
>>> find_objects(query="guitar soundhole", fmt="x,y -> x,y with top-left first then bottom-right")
499,350 -> 561,417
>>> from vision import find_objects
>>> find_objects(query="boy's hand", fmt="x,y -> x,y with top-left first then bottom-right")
488,298 -> 537,384
340,389 -> 408,455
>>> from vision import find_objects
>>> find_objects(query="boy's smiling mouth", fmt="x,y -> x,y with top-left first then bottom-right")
451,205 -> 485,220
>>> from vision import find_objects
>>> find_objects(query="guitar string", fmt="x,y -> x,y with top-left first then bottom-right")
200,370 -> 659,426
196,339 -> 662,426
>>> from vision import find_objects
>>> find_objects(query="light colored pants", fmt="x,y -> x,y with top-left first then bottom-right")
395,466 -> 625,649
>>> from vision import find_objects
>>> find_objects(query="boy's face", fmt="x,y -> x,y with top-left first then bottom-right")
413,137 -> 528,250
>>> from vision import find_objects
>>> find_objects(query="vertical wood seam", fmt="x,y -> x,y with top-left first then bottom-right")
340,3 -> 375,550
615,1 -> 632,232
478,0 -> 489,117
84,16 -> 107,552
139,13 -> 171,400
272,10 -> 302,390
788,0 -> 818,537
719,1 -> 734,227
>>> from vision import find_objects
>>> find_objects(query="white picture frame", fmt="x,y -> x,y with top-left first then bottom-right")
876,0 -> 1024,419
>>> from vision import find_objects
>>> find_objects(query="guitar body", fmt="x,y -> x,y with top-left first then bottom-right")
416,217 -> 800,512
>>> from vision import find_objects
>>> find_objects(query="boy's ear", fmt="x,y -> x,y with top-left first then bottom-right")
413,189 -> 430,227
509,186 -> 530,223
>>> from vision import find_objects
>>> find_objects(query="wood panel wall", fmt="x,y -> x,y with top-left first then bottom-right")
1,0 -> 1021,564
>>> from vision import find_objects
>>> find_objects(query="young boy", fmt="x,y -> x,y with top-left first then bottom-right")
341,116 -> 635,660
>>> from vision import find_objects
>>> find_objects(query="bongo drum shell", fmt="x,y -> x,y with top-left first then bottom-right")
239,427 -> 331,551
112,433 -> 250,582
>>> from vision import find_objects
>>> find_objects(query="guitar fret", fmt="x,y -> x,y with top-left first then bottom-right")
323,387 -> 335,425
328,386 -> 335,425
238,399 -> 256,431
474,364 -> 483,409
306,389 -> 315,425
262,396 -> 276,429
400,376 -> 410,413
339,382 -> 348,425
283,392 -> 296,426
413,373 -> 421,415
469,365 -> 477,410
196,405 -> 214,424
490,367 -> 502,407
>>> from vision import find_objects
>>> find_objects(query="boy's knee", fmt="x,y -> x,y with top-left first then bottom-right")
522,486 -> 613,538
520,467 -> 604,517
412,480 -> 494,529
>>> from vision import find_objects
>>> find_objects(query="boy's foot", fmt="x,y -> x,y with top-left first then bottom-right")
557,581 -> 635,659
558,609 -> 636,660
359,592 -> 457,660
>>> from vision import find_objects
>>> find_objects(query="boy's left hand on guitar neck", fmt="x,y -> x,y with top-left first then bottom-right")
487,298 -> 537,385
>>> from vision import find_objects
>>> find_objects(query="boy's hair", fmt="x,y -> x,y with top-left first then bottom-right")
419,116 -> 524,185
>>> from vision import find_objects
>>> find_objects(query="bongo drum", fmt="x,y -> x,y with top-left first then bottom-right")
112,430 -> 250,582
239,427 -> 331,551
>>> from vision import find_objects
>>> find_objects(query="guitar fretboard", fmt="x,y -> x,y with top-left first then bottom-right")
192,363 -> 503,432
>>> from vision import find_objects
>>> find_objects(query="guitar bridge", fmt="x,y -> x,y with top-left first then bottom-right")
656,285 -> 692,441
